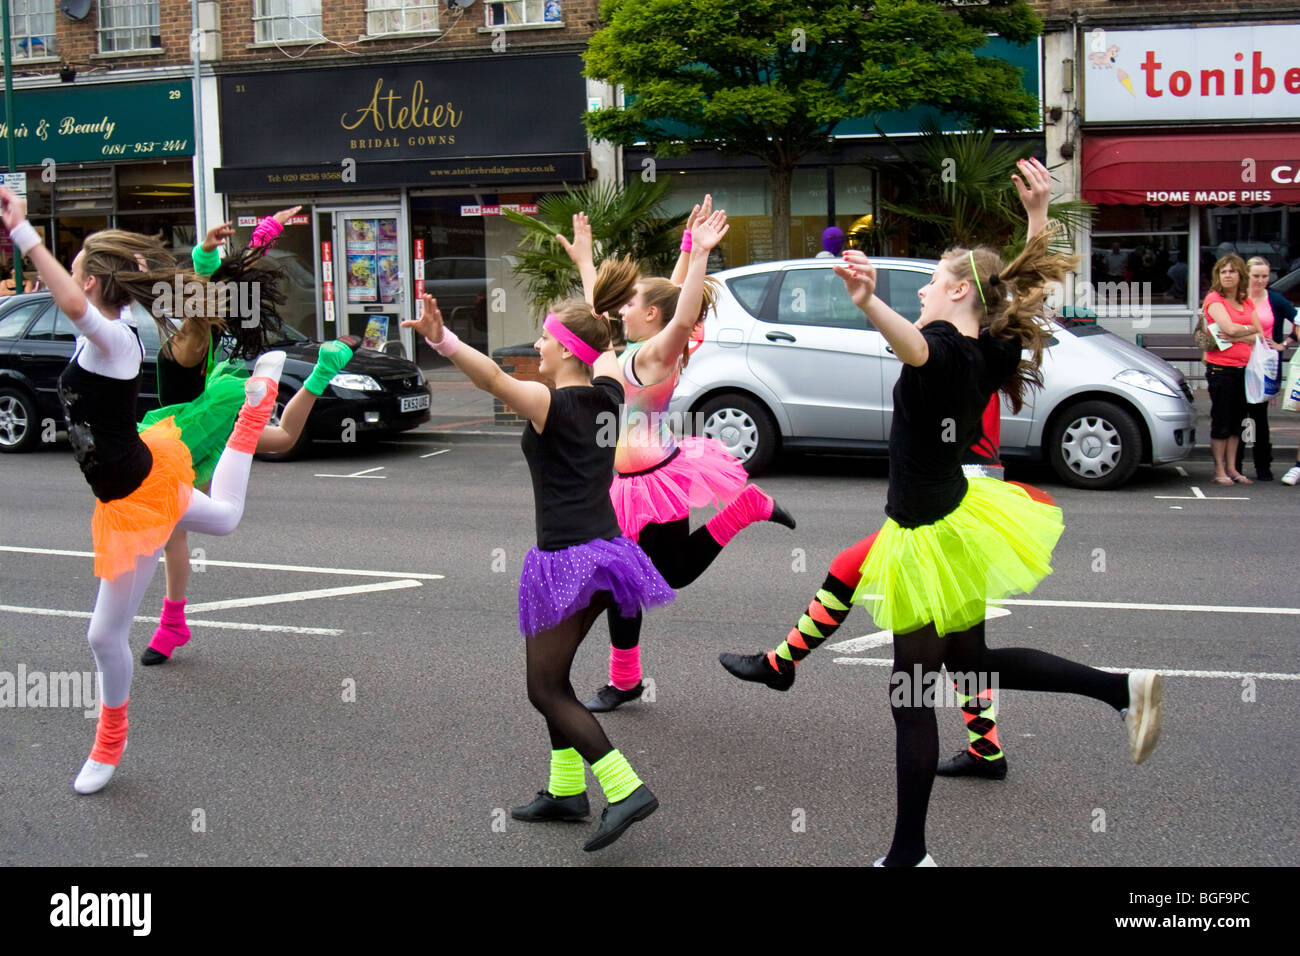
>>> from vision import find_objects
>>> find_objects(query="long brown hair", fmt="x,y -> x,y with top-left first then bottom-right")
941,221 -> 1077,413
636,275 -> 720,367
80,230 -> 211,343
1210,254 -> 1248,305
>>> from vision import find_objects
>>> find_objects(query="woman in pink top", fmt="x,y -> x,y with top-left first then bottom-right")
1241,257 -> 1292,480
1202,254 -> 1260,485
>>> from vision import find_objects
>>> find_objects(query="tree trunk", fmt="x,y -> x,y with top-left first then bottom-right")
769,163 -> 793,261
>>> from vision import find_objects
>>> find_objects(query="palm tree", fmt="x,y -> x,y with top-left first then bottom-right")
502,179 -> 687,318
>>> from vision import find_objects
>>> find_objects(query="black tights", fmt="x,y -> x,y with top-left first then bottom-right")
884,620 -> 1130,866
607,517 -> 723,650
526,593 -> 619,765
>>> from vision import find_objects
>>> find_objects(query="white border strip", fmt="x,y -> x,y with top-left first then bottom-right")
0,546 -> 444,581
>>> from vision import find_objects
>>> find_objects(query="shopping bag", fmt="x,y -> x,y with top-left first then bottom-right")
1283,355 -> 1300,412
1245,339 -> 1271,403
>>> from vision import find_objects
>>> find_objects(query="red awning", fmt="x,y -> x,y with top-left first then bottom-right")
1082,131 -> 1300,205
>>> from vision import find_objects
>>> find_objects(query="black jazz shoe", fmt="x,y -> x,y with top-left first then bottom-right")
583,785 -> 659,852
583,683 -> 644,713
718,652 -> 795,691
935,750 -> 1008,779
510,791 -> 590,822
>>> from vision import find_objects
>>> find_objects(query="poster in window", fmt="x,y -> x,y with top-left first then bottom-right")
376,218 -> 400,304
363,315 -> 389,351
545,1 -> 562,22
346,219 -> 378,303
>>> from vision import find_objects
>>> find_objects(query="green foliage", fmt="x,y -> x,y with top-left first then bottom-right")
501,179 -> 687,319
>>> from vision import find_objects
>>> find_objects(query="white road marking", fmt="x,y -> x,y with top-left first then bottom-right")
829,608 -> 1011,654
0,604 -> 342,635
1191,486 -> 1206,498
1154,490 -> 1249,500
0,546 -> 443,580
186,579 -> 422,612
848,593 -> 1300,615
420,449 -> 450,459
313,465 -> 387,478
832,658 -> 1300,681
1175,466 -> 1188,476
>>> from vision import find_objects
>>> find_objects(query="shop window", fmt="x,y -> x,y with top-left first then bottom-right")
366,0 -> 439,35
486,1 -> 563,28
117,162 -> 194,212
1198,206 -> 1296,296
1091,205 -> 1190,308
253,0 -> 322,44
9,0 -> 56,60
98,0 -> 161,53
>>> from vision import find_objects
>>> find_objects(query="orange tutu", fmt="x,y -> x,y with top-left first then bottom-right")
91,419 -> 195,581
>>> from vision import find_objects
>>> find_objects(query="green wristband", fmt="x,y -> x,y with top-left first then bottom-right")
191,244 -> 221,276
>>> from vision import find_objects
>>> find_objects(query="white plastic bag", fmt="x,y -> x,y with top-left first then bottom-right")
1245,338 -> 1277,404
1283,357 -> 1300,412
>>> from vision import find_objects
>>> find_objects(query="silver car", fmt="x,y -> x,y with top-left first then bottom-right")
670,257 -> 1197,489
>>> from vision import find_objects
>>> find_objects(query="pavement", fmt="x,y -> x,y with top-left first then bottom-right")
413,366 -> 1300,464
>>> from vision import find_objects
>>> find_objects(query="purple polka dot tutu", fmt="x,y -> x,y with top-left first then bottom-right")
518,536 -> 675,637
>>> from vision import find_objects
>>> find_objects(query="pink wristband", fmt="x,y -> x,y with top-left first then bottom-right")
680,230 -> 692,252
425,328 -> 460,357
249,216 -> 284,250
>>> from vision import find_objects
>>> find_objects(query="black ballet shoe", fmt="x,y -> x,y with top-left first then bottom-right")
510,791 -> 590,822
768,499 -> 796,530
935,750 -> 1008,779
583,785 -> 658,852
583,683 -> 644,713
140,648 -> 169,666
719,652 -> 795,691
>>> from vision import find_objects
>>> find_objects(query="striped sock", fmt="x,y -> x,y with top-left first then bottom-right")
591,749 -> 643,803
955,685 -> 1004,761
771,574 -> 856,672
548,747 -> 585,797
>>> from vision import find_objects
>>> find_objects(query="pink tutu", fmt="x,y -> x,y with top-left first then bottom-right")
609,437 -> 749,541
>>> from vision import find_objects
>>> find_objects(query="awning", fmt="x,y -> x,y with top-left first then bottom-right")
1082,131 -> 1300,205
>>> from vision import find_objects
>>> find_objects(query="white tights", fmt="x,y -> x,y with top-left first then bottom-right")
86,448 -> 255,707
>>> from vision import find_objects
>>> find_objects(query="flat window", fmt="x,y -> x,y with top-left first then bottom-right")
486,1 -> 562,27
883,268 -> 931,324
1092,205 -> 1190,310
9,0 -> 56,60
726,274 -> 770,318
0,299 -> 47,338
366,0 -> 439,35
253,0 -> 322,44
773,268 -> 866,330
98,0 -> 161,54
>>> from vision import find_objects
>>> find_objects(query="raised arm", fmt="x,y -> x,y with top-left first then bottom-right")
1012,158 -> 1052,242
634,209 -> 728,383
670,194 -> 711,286
836,250 -> 929,366
556,212 -> 597,305
403,294 -> 551,431
1,186 -> 88,321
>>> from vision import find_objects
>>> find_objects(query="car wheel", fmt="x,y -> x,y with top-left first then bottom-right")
1046,399 -> 1143,489
695,393 -> 778,476
0,387 -> 40,453
253,387 -> 311,462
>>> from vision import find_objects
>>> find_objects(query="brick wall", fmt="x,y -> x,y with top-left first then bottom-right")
13,0 -> 196,79
219,0 -> 603,67
1032,0 -> 1299,26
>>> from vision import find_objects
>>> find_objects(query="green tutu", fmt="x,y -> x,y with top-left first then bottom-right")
139,358 -> 248,488
851,476 -> 1064,636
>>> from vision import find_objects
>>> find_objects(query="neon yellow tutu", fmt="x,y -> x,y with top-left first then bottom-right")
851,476 -> 1064,636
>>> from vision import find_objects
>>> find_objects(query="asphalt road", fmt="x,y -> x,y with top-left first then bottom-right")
2,437 -> 1298,869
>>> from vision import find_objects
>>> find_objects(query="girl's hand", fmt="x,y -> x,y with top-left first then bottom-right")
272,205 -> 303,226
1012,157 -> 1052,224
834,250 -> 878,309
0,186 -> 28,231
684,194 -> 713,233
555,211 -> 593,266
690,209 -> 729,253
401,294 -> 445,343
201,220 -> 235,253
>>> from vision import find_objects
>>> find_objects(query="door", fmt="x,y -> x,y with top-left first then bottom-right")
320,206 -> 410,357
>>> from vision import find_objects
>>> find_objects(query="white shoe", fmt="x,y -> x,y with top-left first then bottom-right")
1125,671 -> 1162,765
245,351 -> 287,406
873,853 -> 938,867
1281,466 -> 1300,486
73,739 -> 126,795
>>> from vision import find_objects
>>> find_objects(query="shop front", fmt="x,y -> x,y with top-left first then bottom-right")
213,53 -> 589,364
1079,23 -> 1300,335
0,79 -> 194,270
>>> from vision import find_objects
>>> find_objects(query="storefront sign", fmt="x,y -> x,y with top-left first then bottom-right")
0,172 -> 26,197
0,80 -> 193,165
460,203 -> 539,216
1082,131 -> 1300,205
1084,25 -> 1300,123
216,54 -> 587,191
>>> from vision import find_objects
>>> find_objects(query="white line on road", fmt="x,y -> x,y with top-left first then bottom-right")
1154,492 -> 1249,500
0,546 -> 444,580
848,593 -> 1300,616
420,449 -> 450,459
186,579 -> 422,613
832,658 -> 1300,681
829,608 -> 1012,654
0,604 -> 343,635
313,466 -> 387,478
1175,466 -> 1188,476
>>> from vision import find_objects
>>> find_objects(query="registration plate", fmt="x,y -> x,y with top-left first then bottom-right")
400,393 -> 431,413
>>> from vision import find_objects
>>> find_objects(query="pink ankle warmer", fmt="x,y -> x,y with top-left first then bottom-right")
609,646 -> 642,691
148,598 -> 191,657
705,484 -> 774,546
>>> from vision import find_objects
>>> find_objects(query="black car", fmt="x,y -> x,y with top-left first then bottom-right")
0,292 -> 431,457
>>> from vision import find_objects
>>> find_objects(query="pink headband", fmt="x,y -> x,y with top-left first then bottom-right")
544,313 -> 600,366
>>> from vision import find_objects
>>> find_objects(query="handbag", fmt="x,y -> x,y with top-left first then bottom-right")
1193,315 -> 1221,352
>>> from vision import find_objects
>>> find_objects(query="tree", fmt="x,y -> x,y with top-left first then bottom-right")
584,0 -> 1044,260
501,179 -> 686,319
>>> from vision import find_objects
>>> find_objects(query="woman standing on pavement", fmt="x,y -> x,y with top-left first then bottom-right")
402,290 -> 672,852
1202,255 -> 1260,485
1238,257 -> 1294,482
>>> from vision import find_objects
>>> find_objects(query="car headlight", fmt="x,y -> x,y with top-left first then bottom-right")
330,373 -> 383,392
1114,368 -> 1178,398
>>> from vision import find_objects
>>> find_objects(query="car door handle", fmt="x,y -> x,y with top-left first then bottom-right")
19,351 -> 35,359
766,331 -> 796,343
